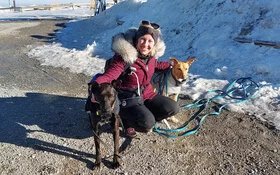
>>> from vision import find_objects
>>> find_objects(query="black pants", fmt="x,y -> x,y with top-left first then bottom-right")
119,94 -> 179,132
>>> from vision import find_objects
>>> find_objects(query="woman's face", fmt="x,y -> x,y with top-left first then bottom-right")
136,34 -> 155,56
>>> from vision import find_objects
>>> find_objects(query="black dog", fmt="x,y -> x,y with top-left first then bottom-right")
86,82 -> 121,169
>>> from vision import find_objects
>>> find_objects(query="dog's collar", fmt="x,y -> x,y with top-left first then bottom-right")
171,71 -> 186,86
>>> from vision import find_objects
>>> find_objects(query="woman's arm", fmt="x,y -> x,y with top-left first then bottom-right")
95,55 -> 126,84
155,60 -> 171,72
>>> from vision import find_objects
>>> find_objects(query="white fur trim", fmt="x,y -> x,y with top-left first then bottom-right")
111,28 -> 166,64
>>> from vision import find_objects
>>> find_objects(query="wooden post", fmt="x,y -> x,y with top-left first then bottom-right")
90,0 -> 96,10
13,0 -> 16,11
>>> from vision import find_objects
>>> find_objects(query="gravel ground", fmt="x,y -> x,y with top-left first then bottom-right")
0,20 -> 279,175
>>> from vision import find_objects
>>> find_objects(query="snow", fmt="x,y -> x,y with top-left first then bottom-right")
0,0 -> 115,7
1,0 -> 279,129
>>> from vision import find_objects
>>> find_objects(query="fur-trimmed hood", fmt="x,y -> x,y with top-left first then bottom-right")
111,28 -> 166,65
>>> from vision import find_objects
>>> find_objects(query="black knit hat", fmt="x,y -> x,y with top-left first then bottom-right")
135,21 -> 160,43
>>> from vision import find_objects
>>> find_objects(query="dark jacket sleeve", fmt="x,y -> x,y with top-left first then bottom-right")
95,55 -> 126,84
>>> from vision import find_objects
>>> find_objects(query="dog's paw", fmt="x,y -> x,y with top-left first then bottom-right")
113,159 -> 121,169
167,116 -> 179,123
93,162 -> 102,171
112,154 -> 121,169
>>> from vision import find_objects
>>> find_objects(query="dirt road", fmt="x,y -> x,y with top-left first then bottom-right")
0,20 -> 279,175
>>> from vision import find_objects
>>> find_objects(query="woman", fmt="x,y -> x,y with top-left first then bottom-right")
93,20 -> 179,136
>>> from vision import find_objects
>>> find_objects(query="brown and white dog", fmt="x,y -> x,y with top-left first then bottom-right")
153,57 -> 196,127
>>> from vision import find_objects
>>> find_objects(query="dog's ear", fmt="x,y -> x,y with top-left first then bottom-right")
112,80 -> 121,89
169,57 -> 179,66
186,57 -> 196,66
91,81 -> 100,94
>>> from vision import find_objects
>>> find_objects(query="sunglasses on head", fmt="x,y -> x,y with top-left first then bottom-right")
141,20 -> 160,30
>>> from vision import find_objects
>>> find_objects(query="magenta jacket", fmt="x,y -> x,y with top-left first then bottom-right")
95,28 -> 170,100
